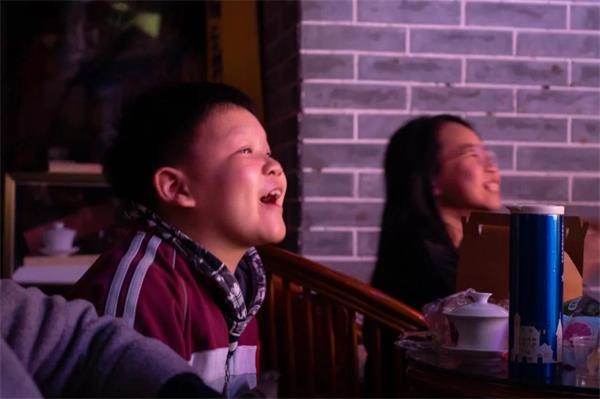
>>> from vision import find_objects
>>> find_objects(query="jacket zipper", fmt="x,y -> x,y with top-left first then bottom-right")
223,349 -> 234,395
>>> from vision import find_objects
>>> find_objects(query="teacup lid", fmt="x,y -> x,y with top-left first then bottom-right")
51,221 -> 66,230
444,291 -> 508,318
47,221 -> 75,234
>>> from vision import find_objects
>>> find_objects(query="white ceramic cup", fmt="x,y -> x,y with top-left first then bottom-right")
43,222 -> 76,252
444,291 -> 509,351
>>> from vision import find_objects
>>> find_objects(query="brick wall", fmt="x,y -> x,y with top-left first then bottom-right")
262,0 -> 600,282
260,1 -> 302,251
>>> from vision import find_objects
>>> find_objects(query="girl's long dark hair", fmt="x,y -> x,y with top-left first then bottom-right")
371,114 -> 473,301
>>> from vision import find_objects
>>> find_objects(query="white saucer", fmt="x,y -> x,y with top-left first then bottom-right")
39,246 -> 79,256
441,344 -> 506,357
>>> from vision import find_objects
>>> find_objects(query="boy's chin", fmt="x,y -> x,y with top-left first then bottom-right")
269,229 -> 287,244
258,227 -> 287,245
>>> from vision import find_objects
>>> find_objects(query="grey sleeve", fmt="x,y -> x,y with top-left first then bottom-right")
0,279 -> 196,397
0,338 -> 43,398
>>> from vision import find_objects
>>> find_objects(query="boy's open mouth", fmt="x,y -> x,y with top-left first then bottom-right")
484,181 -> 499,193
260,189 -> 283,205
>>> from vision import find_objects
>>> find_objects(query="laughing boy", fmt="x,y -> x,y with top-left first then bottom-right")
70,82 -> 286,397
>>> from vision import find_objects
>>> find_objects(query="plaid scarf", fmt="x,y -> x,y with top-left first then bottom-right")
125,203 -> 266,353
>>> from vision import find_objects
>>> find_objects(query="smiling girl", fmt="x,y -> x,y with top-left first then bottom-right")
364,115 -> 501,396
371,115 -> 501,310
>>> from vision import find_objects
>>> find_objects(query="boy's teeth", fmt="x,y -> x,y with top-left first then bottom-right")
266,189 -> 281,199
261,189 -> 281,203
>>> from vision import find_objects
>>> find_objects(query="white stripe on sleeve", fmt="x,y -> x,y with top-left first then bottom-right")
122,235 -> 162,327
104,232 -> 146,316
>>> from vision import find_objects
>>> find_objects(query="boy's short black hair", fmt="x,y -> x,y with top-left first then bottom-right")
104,82 -> 256,207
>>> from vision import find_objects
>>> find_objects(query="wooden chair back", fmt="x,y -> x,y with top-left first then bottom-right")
256,245 -> 427,398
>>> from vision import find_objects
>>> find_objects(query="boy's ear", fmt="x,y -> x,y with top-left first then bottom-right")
153,167 -> 196,208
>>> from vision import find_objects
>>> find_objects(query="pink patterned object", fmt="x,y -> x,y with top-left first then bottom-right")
423,289 -> 477,345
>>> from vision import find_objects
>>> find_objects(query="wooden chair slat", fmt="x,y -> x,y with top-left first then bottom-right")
303,286 -> 316,396
348,310 -> 360,396
369,325 -> 383,396
325,302 -> 337,395
257,245 -> 427,397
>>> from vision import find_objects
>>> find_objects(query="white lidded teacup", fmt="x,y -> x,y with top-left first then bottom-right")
42,222 -> 76,254
443,291 -> 509,351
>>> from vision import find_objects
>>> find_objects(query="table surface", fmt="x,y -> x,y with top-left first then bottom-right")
12,265 -> 88,285
397,340 -> 599,398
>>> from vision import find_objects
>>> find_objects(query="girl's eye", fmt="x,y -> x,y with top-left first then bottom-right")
240,147 -> 252,154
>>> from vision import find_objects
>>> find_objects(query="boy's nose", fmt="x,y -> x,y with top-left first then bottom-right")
485,159 -> 499,173
484,150 -> 499,171
266,158 -> 284,176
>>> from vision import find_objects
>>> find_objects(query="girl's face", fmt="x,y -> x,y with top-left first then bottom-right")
433,122 -> 501,212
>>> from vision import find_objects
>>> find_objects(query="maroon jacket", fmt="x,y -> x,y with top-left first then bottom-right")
70,226 -> 259,397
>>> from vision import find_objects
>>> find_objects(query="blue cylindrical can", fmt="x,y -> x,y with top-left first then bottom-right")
508,205 -> 564,382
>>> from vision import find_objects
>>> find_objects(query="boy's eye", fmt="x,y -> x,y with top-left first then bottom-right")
239,147 -> 252,154
463,147 -> 481,159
